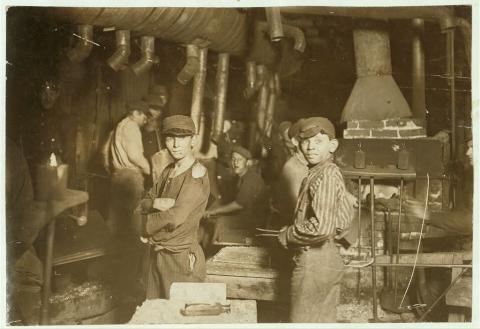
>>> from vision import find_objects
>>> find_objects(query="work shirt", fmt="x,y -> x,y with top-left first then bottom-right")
136,161 -> 210,252
110,116 -> 149,174
286,158 -> 353,246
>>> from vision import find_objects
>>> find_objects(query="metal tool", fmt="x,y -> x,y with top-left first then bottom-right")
255,228 -> 280,237
181,303 -> 231,316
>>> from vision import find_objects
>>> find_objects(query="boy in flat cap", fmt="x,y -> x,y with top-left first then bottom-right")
203,145 -> 268,245
277,117 -> 353,323
134,115 -> 210,299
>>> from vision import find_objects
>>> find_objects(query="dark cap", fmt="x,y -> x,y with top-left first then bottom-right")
232,145 -> 252,160
298,117 -> 336,140
126,100 -> 150,115
162,115 -> 196,136
288,118 -> 305,140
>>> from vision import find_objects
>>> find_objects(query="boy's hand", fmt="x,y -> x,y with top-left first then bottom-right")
277,226 -> 289,249
153,198 -> 176,211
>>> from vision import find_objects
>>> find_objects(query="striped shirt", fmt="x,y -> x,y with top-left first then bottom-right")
286,158 -> 353,246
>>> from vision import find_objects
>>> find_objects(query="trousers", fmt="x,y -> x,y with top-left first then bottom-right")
289,240 -> 345,323
145,242 -> 206,299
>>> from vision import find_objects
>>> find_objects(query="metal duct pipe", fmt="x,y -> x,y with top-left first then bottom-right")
280,6 -> 456,30
256,71 -> 270,139
191,47 -> 208,133
280,6 -> 471,61
282,24 -> 307,53
211,53 -> 230,144
341,28 -> 412,122
107,30 -> 131,72
455,17 -> 471,66
243,61 -> 257,99
42,7 -> 247,56
266,7 -> 284,41
412,19 -> 426,120
177,44 -> 200,85
274,73 -> 282,96
131,36 -> 157,76
447,29 -> 456,162
264,76 -> 277,138
67,25 -> 93,63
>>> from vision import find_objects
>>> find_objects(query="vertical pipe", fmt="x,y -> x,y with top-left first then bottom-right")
356,177 -> 362,299
265,7 -> 284,41
264,76 -> 276,138
370,177 -> 378,321
394,178 -> 404,304
387,210 -> 393,288
447,29 -> 456,161
243,61 -> 257,99
191,47 -> 208,133
412,19 -> 426,120
211,53 -> 230,144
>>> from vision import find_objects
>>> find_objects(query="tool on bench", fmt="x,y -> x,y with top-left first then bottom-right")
255,228 -> 281,237
180,303 -> 231,316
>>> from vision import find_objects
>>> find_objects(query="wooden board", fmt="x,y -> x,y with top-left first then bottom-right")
446,276 -> 472,308
129,299 -> 257,324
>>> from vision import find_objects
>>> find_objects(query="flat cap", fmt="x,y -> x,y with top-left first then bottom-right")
288,118 -> 305,140
298,117 -> 336,140
232,145 -> 252,160
126,100 -> 150,114
162,115 -> 196,136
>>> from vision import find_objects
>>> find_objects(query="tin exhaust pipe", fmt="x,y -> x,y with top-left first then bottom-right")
211,53 -> 230,144
131,36 -> 157,76
67,25 -> 93,63
191,47 -> 208,133
177,44 -> 200,85
107,30 -> 131,71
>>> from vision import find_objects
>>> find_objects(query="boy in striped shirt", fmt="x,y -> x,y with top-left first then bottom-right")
277,117 -> 353,323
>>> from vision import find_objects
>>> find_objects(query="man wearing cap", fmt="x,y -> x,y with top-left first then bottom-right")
134,115 -> 210,299
277,117 -> 353,323
203,145 -> 268,245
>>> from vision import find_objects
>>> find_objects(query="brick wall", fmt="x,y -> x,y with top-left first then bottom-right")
344,118 -> 426,139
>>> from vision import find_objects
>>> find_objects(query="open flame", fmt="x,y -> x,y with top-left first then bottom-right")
49,153 -> 58,167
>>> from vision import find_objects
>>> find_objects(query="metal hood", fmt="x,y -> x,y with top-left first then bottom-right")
341,28 -> 411,122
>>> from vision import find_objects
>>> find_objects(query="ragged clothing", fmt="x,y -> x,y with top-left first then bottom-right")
134,161 -> 210,298
285,159 -> 353,246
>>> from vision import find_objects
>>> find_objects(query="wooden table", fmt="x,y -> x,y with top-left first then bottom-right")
39,189 -> 89,325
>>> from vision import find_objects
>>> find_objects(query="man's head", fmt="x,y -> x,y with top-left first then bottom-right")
231,145 -> 252,176
127,101 -> 151,128
39,80 -> 61,110
297,117 -> 338,165
162,115 -> 196,161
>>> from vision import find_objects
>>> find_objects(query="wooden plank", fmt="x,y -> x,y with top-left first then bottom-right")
446,276 -> 472,308
376,251 -> 471,266
206,274 -> 287,302
206,261 -> 280,279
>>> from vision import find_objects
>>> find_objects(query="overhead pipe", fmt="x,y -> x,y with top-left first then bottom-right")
131,36 -> 157,76
67,25 -> 93,63
265,7 -> 284,41
43,7 -> 247,56
243,61 -> 257,99
191,47 -> 208,134
280,6 -> 456,30
282,24 -> 307,53
411,19 -> 426,120
211,53 -> 230,144
280,6 -> 471,60
177,44 -> 200,85
107,30 -> 131,72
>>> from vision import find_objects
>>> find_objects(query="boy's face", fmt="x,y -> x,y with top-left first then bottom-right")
165,135 -> 195,161
300,132 -> 338,165
231,152 -> 249,176
131,110 -> 148,127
